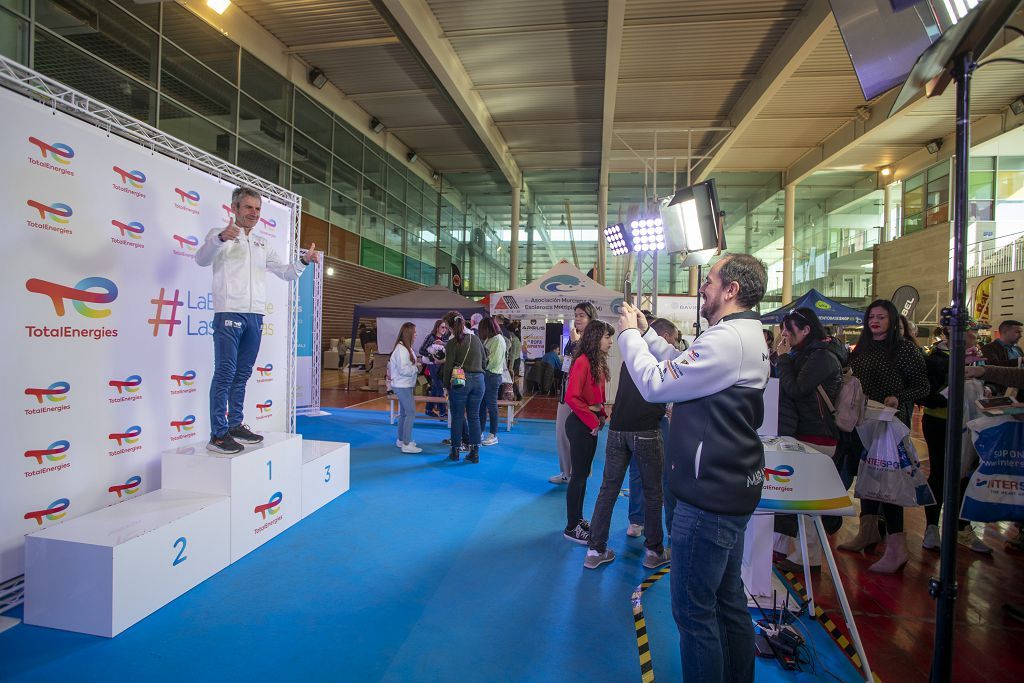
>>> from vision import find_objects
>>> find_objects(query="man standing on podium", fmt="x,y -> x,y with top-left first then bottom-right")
196,186 -> 320,454
617,253 -> 768,682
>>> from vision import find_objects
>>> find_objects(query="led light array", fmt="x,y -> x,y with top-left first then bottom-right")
630,218 -> 665,252
604,223 -> 631,256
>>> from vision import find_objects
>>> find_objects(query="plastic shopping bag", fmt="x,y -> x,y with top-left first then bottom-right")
854,419 -> 936,507
960,415 -> 1024,522
960,379 -> 986,477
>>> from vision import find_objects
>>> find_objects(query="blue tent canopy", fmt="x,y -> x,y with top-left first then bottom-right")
760,288 -> 864,326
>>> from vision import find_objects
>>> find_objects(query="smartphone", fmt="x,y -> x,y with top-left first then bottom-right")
623,279 -> 633,306
978,396 -> 1015,409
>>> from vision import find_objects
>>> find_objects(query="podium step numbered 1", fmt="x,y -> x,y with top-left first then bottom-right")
25,433 -> 350,637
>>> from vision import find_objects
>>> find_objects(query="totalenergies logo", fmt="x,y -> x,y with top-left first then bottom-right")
171,370 -> 196,386
539,274 -> 582,293
256,364 -> 273,378
109,375 -> 142,394
174,188 -> 200,206
112,219 -> 145,239
26,276 -> 118,318
108,425 -> 142,446
171,415 -> 196,432
24,440 -> 70,465
28,137 -> 74,163
257,400 -> 273,413
27,200 -> 73,224
765,465 -> 794,483
24,498 -> 70,525
172,234 -> 199,251
108,475 -> 142,498
259,217 -> 277,230
254,491 -> 283,519
112,166 -> 146,188
25,381 -> 70,404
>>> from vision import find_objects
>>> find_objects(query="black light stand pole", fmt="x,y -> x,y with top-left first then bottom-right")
929,49 -> 974,683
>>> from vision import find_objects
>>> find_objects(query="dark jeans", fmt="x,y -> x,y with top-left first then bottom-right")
922,413 -> 969,530
671,500 -> 754,683
480,371 -> 502,435
632,416 -> 678,534
565,412 -> 598,530
425,364 -> 447,417
210,312 -> 263,438
590,429 -> 665,553
449,372 -> 484,447
662,416 -> 677,535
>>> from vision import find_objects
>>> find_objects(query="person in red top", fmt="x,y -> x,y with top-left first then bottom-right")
563,320 -> 615,544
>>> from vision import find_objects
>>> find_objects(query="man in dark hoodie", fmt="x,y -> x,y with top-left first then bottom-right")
618,254 -> 768,683
772,306 -> 846,571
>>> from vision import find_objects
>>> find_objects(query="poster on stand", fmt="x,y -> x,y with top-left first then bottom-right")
521,318 -> 547,359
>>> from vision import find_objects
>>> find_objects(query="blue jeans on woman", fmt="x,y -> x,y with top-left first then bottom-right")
671,500 -> 754,683
448,372 -> 484,447
480,371 -> 502,436
425,364 -> 447,418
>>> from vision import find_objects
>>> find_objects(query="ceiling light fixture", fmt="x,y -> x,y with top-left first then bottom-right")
207,0 -> 231,14
407,151 -> 418,164
370,118 -> 384,134
880,166 -> 892,176
926,138 -> 943,154
1010,96 -> 1024,116
308,67 -> 327,89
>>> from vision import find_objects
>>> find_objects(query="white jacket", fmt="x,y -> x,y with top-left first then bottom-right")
195,227 -> 305,313
388,344 -> 419,388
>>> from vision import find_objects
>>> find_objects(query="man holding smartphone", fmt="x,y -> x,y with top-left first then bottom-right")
196,186 -> 320,454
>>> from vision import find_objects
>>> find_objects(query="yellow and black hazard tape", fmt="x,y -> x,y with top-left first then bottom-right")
631,566 -> 671,683
779,570 -> 882,683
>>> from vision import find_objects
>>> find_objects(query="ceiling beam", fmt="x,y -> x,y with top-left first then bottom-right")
284,36 -> 401,54
599,0 -> 627,185
623,10 -> 801,29
443,22 -> 605,39
348,87 -> 437,99
695,0 -> 834,182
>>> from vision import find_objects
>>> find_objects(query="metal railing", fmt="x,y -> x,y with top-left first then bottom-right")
963,230 -> 1024,279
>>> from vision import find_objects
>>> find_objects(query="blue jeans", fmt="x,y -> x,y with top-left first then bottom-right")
425,364 -> 447,417
394,386 -> 415,444
480,371 -> 502,436
662,416 -> 677,535
449,372 -> 484,447
628,417 -> 677,532
210,312 -> 263,438
671,500 -> 754,683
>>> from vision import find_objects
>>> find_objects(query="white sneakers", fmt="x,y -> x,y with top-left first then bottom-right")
626,524 -> 644,538
400,443 -> 423,454
549,473 -> 569,484
481,433 -> 498,446
957,527 -> 993,554
922,524 -> 940,550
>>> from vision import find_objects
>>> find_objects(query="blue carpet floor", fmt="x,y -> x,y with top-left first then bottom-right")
0,409 -> 863,682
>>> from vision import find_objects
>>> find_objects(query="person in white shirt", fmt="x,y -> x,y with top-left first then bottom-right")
389,322 -> 423,453
195,186 -> 319,454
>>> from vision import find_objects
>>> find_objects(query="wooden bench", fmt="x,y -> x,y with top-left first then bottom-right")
387,395 -> 518,431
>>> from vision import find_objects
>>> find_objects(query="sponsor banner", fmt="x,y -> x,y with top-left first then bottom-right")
0,86 -> 296,582
521,318 -> 546,360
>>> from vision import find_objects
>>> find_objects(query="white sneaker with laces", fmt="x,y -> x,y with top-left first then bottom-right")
922,524 -> 940,550
549,473 -> 569,484
401,443 -> 423,454
626,523 -> 644,538
481,433 -> 498,446
957,527 -> 993,554
396,439 -> 404,449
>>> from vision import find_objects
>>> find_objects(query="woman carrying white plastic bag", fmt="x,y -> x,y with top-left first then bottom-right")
854,417 -> 935,508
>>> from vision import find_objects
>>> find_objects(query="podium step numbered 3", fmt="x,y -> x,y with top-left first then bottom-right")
25,432 -> 350,637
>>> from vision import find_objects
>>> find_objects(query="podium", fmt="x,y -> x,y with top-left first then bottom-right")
161,433 -> 302,562
24,489 -> 229,637
301,440 -> 350,519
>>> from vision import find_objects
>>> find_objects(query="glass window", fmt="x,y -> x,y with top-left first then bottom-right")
386,199 -> 405,228
330,191 -> 359,233
360,239 -> 384,271
0,7 -> 29,64
36,0 -> 157,85
1,0 -> 28,14
406,231 -> 422,260
161,40 -> 235,130
387,165 -> 407,201
331,158 -> 360,202
384,247 -> 404,277
422,264 -> 436,285
407,187 -> 423,215
328,226 -> 359,263
385,221 -> 405,252
292,172 -> 329,220
294,92 -> 332,149
970,156 -> 995,171
361,210 -> 385,244
422,187 -> 438,219
363,149 -> 384,186
332,122 -> 362,168
997,160 -> 1024,200
237,139 -> 287,186
240,49 -> 291,120
421,242 -> 436,267
161,2 -> 238,83
969,170 -> 995,200
405,257 -> 421,283
926,162 -> 949,183
293,132 -> 329,183
362,179 -> 386,216
34,29 -> 156,124
238,94 -> 289,159
158,97 -> 233,162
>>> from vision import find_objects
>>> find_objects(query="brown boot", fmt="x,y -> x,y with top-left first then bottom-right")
869,532 -> 908,573
837,514 -> 882,552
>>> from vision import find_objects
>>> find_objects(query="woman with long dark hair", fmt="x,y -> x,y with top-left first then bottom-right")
477,316 -> 506,446
772,307 -> 846,570
837,299 -> 929,573
562,319 -> 615,544
443,314 -> 486,463
418,318 -> 450,420
551,302 -> 598,484
388,322 -> 422,454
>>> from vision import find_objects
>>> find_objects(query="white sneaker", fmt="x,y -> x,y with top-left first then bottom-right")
626,524 -> 644,538
396,439 -> 404,449
549,473 -> 569,484
922,524 -> 940,550
401,443 -> 423,454
481,433 -> 498,446
957,527 -> 993,554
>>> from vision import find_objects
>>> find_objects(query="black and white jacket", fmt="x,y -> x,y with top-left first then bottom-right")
619,311 -> 770,516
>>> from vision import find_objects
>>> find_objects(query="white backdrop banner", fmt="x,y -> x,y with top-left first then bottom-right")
0,87 -> 294,582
